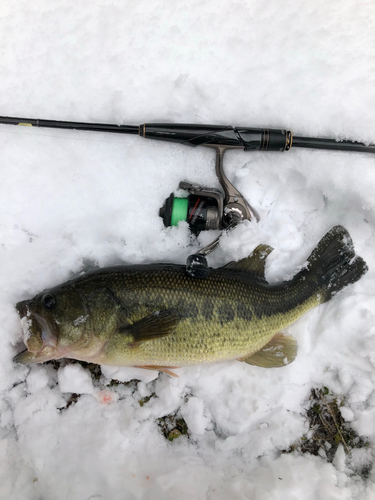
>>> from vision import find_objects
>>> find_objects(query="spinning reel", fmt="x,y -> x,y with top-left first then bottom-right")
159,145 -> 259,278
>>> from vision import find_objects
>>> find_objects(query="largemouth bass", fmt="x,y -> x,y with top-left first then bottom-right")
15,226 -> 367,375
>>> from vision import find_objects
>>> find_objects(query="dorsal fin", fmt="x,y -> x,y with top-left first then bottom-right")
221,244 -> 273,281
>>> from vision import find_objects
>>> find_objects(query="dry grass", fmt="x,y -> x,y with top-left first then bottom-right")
285,387 -> 372,478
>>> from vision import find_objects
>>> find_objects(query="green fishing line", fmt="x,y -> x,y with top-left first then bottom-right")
170,198 -> 188,226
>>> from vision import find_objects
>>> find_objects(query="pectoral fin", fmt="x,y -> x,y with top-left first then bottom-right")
119,309 -> 181,344
239,334 -> 298,368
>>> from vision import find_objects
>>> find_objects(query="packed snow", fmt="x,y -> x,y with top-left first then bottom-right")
0,1 -> 374,499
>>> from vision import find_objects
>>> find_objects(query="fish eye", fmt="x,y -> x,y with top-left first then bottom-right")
42,293 -> 56,310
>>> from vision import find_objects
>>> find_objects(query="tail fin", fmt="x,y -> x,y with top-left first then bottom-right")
304,226 -> 368,303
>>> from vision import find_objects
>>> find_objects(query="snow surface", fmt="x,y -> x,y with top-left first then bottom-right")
0,1 -> 375,498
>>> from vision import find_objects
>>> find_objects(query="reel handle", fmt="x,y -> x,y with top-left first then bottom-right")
185,221 -> 238,278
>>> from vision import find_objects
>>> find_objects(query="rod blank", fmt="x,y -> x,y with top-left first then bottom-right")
0,115 -> 374,154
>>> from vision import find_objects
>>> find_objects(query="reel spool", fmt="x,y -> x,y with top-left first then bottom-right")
159,185 -> 224,234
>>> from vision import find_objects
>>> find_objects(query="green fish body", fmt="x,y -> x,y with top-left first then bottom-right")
15,226 -> 367,373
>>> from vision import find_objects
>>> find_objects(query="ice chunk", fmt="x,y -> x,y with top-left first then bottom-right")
57,364 -> 94,395
181,397 -> 210,435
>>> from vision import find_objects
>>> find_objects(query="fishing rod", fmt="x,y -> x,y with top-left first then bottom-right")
1,115 -> 374,277
1,116 -> 375,153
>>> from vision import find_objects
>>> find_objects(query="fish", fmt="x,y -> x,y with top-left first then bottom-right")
14,226 -> 367,376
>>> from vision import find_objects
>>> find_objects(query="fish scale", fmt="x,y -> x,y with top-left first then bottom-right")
99,265 -> 320,366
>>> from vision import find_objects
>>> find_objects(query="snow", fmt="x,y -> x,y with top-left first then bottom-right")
57,364 -> 94,395
0,1 -> 375,498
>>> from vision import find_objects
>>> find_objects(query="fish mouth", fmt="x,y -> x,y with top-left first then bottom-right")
13,349 -> 54,364
15,300 -> 58,364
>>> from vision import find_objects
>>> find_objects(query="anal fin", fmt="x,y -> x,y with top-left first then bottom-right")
239,334 -> 298,368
